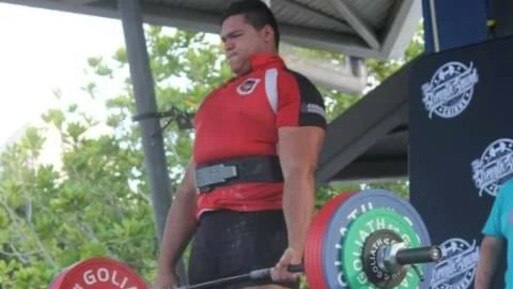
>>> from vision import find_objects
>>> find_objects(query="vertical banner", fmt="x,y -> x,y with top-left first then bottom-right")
422,0 -> 487,53
410,36 -> 513,289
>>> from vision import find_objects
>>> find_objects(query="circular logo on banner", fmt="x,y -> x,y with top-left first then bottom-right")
471,138 -> 513,197
429,238 -> 479,289
421,62 -> 479,119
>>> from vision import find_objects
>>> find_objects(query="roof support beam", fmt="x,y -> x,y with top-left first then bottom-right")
280,44 -> 367,94
280,25 -> 375,58
327,0 -> 381,50
331,156 -> 407,182
315,61 -> 414,184
379,0 -> 421,59
60,0 -> 100,4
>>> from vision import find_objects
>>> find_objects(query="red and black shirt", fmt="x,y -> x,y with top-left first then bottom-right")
193,54 -> 326,216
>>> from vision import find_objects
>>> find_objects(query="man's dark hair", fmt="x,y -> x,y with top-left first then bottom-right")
222,0 -> 280,50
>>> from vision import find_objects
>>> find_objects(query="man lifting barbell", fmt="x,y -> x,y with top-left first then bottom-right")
155,1 -> 326,289
49,1 -> 443,289
46,2 -> 442,289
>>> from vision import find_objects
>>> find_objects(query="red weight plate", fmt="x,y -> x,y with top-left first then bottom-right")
56,257 -> 148,289
304,192 -> 354,289
48,269 -> 68,289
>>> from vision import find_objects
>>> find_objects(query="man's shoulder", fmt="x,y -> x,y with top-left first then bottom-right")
502,179 -> 513,193
277,67 -> 311,82
497,178 -> 513,201
276,68 -> 320,94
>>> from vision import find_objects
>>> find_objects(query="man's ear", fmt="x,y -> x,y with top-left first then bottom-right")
262,25 -> 275,44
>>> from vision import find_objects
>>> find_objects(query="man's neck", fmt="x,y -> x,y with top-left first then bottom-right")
234,62 -> 252,77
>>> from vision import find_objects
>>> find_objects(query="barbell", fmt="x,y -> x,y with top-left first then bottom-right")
49,189 -> 444,289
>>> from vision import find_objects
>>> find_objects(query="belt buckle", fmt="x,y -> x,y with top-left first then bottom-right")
195,164 -> 238,191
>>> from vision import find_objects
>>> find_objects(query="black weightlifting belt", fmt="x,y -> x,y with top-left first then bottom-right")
195,155 -> 284,193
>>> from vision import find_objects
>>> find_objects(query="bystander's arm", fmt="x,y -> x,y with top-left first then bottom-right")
474,236 -> 504,289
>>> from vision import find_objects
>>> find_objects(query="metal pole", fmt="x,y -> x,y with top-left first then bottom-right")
429,0 -> 440,52
117,0 -> 186,282
261,0 -> 271,7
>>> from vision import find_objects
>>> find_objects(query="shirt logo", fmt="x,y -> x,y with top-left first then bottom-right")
237,78 -> 261,95
472,138 -> 513,197
301,103 -> 326,119
421,61 -> 479,119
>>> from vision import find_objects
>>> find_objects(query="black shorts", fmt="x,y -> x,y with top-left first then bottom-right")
188,210 -> 299,289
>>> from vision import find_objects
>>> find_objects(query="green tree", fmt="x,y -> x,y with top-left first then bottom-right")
0,27 -> 229,289
0,24 -> 423,289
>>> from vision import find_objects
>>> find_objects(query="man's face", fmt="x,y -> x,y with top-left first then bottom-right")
221,14 -> 269,75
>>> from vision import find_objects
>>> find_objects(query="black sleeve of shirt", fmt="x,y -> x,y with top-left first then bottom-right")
288,69 -> 327,129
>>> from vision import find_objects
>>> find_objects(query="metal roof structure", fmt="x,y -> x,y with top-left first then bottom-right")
2,0 -> 421,183
2,0 -> 420,59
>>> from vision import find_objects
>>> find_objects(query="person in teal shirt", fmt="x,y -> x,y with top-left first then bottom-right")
474,179 -> 513,289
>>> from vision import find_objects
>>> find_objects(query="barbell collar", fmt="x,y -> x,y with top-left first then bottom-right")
378,243 -> 442,275
395,245 -> 442,265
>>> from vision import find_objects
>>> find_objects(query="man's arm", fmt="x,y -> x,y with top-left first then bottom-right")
273,126 -> 325,279
474,236 -> 504,289
156,161 -> 198,289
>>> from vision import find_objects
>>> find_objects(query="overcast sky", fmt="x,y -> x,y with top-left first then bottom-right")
0,3 -> 125,145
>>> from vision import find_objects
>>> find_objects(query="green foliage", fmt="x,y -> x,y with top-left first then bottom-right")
0,24 -> 423,288
0,114 -> 156,288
